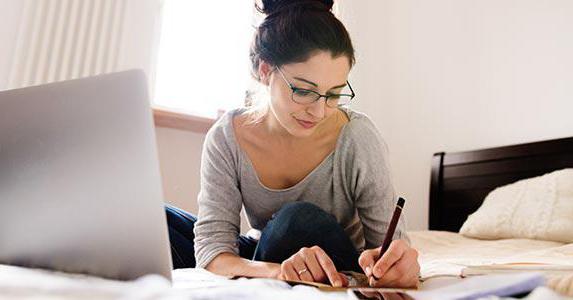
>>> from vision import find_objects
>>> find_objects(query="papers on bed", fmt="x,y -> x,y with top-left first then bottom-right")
176,267 -> 570,300
407,272 -> 545,300
158,268 -> 352,300
346,273 -> 547,300
462,263 -> 573,277
421,261 -> 573,281
461,263 -> 573,297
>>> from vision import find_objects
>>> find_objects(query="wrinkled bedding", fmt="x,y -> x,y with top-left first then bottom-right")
0,265 -> 348,300
410,230 -> 573,296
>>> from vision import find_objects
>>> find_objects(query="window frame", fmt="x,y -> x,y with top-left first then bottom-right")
152,107 -> 216,133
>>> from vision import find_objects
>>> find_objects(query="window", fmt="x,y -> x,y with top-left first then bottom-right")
153,1 -> 254,119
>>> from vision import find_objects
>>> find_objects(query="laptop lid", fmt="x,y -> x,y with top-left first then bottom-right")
0,69 -> 172,281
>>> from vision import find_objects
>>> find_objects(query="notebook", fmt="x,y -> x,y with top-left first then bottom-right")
462,263 -> 573,277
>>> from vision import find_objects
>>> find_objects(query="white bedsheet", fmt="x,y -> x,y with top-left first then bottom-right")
0,264 -> 349,300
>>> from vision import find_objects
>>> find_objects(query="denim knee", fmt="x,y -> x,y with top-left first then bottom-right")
165,204 -> 197,225
254,201 -> 361,271
271,201 -> 338,236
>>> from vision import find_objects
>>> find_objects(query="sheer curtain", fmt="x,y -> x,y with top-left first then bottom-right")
7,0 -> 128,90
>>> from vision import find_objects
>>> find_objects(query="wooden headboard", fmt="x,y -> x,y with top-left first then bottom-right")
429,136 -> 573,232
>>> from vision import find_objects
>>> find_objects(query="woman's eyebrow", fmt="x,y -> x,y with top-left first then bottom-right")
292,76 -> 347,90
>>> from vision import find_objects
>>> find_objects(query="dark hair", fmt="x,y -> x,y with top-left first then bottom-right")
250,0 -> 355,81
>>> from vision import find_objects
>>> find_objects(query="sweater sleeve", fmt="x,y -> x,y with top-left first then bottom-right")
347,116 -> 409,251
193,121 -> 243,268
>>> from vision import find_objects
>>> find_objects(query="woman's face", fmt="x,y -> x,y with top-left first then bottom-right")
262,51 -> 352,138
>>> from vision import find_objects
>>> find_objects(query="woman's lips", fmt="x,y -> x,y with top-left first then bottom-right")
294,117 -> 317,129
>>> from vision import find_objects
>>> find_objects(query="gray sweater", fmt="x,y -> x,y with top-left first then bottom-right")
193,107 -> 408,268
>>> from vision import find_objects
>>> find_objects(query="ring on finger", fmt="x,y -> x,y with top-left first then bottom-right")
297,268 -> 308,276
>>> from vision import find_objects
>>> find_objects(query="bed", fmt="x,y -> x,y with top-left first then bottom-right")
1,137 -> 572,299
411,136 -> 573,296
428,136 -> 573,232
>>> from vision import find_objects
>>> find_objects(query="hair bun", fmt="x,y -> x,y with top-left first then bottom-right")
257,0 -> 334,15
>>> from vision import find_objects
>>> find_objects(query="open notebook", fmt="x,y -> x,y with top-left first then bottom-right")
462,263 -> 573,277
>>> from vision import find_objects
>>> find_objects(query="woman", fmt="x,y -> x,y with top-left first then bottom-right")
166,0 -> 420,288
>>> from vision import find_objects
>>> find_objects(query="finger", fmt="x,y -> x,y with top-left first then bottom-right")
377,248 -> 417,285
401,259 -> 421,288
299,247 -> 327,283
369,274 -> 399,288
371,250 -> 420,288
292,254 -> 314,282
382,272 -> 419,289
393,250 -> 420,288
338,272 -> 349,287
402,272 -> 421,289
282,261 -> 300,282
312,246 -> 342,287
372,240 -> 407,279
358,248 -> 378,276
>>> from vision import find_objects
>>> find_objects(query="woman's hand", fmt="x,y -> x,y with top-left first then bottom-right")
276,246 -> 349,287
358,240 -> 420,288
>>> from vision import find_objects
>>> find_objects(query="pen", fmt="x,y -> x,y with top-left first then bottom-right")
372,197 -> 405,280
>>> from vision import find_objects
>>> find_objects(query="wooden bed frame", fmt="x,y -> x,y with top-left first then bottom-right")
429,136 -> 573,232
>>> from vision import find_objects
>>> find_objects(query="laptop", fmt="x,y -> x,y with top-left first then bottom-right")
0,69 -> 173,281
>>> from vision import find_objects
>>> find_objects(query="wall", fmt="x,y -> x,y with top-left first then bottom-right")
338,0 -> 573,229
155,127 -> 204,214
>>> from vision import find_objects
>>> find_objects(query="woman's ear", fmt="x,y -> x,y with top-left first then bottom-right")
258,60 -> 273,86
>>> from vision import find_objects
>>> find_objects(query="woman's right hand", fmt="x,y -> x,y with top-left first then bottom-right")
275,246 -> 349,287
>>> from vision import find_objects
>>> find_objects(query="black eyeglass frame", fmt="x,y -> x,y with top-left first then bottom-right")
275,67 -> 356,107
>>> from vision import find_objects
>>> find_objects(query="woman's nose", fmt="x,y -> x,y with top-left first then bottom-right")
306,97 -> 327,119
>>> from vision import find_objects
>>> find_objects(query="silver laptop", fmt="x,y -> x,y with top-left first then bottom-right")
0,69 -> 172,281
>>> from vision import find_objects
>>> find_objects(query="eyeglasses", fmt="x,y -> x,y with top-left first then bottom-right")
275,67 -> 355,108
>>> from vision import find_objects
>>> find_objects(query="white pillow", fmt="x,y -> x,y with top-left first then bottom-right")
459,168 -> 573,243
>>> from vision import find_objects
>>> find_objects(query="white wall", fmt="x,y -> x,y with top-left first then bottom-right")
155,127 -> 204,213
338,0 -> 573,229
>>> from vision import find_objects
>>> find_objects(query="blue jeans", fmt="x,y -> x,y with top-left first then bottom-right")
165,202 -> 361,272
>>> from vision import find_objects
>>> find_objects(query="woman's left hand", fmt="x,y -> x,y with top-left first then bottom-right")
358,239 -> 420,288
